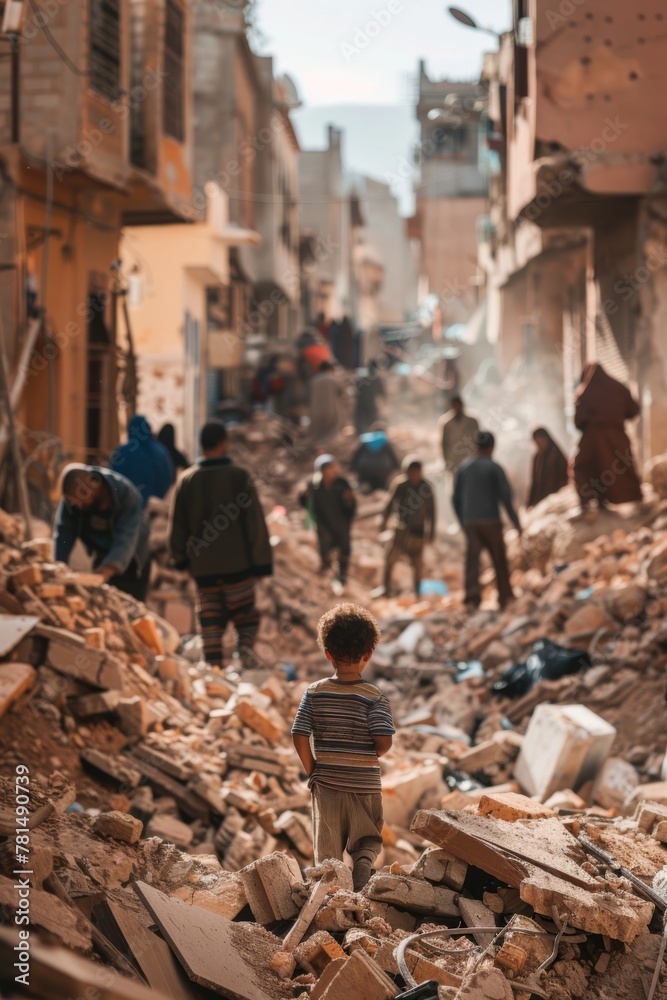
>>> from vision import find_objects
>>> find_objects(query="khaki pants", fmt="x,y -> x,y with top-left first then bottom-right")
311,784 -> 383,865
384,527 -> 424,595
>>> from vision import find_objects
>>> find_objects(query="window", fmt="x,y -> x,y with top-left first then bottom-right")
89,0 -> 121,101
163,0 -> 184,141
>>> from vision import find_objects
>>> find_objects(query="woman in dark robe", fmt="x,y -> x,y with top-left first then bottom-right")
527,427 -> 569,508
157,423 -> 190,473
572,363 -> 642,510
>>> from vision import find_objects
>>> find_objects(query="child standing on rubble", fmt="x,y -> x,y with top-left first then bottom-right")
291,604 -> 395,891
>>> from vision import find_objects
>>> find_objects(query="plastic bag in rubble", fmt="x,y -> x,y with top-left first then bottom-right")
492,637 -> 591,699
179,634 -> 203,662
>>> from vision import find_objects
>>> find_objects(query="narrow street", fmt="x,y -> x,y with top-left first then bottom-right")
2,1 -> 667,999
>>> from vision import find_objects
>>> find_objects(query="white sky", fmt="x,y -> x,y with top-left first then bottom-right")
253,0 -> 511,107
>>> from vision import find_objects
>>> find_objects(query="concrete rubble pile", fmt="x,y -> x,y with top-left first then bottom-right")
4,460 -> 667,995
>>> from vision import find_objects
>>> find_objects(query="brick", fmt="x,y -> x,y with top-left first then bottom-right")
93,810 -> 143,844
36,583 -> 65,599
83,627 -> 105,649
295,934 -> 347,977
308,949 -> 397,1000
0,663 -> 36,717
132,616 -> 164,653
477,791 -> 555,822
10,565 -> 43,588
235,698 -> 284,742
116,696 -> 155,736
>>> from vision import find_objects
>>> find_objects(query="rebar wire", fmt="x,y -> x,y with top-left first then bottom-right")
648,916 -> 667,1000
394,924 -> 554,989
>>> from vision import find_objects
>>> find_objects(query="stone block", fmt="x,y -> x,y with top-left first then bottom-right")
238,851 -> 304,924
0,663 -> 36,717
592,757 -> 640,811
363,873 -> 459,916
410,846 -> 468,890
93,810 -> 143,844
515,704 -> 616,801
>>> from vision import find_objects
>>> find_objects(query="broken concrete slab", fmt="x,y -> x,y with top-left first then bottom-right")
0,613 -> 39,656
238,851 -> 304,924
93,897 -> 198,1000
411,809 -> 599,890
134,880 -> 293,999
46,637 -> 124,691
520,866 -> 654,943
308,949 -> 398,1000
0,874 -> 91,951
363,872 -> 459,916
171,874 -> 248,921
0,927 -> 165,1000
514,703 -> 616,801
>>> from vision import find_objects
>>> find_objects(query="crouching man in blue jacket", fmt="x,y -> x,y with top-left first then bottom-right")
54,464 -> 151,601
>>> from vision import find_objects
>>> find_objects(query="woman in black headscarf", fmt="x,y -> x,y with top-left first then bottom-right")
157,423 -> 190,474
527,427 -> 569,508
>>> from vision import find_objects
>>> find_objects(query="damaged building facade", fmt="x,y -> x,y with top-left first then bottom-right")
479,0 -> 667,458
0,0 -> 194,485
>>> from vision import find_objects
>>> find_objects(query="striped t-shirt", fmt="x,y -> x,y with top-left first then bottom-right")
291,677 -> 396,793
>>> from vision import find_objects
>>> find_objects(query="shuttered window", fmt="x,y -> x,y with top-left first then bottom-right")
89,0 -> 121,101
163,0 -> 184,141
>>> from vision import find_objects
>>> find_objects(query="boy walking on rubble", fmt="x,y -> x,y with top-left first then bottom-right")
291,604 -> 395,891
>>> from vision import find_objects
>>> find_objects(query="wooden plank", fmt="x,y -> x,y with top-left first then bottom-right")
0,613 -> 39,655
93,898 -> 198,1000
133,881 -> 293,1000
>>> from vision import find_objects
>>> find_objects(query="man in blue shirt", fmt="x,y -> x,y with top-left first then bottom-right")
453,431 -> 521,610
54,465 -> 151,601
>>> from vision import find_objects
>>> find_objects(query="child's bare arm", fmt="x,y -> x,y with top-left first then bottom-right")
373,734 -> 393,757
293,734 -> 316,776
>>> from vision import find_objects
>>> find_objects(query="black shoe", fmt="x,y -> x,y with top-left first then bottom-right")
352,858 -> 374,892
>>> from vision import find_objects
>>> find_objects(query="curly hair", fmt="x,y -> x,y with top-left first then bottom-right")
317,603 -> 381,664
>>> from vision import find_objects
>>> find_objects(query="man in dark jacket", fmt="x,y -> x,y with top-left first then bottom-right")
111,414 -> 174,507
54,465 -> 151,600
351,426 -> 400,492
302,454 -> 356,594
453,431 -> 521,610
381,458 -> 435,597
169,420 -> 272,667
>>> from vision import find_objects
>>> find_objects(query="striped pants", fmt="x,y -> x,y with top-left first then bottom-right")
195,577 -> 260,666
